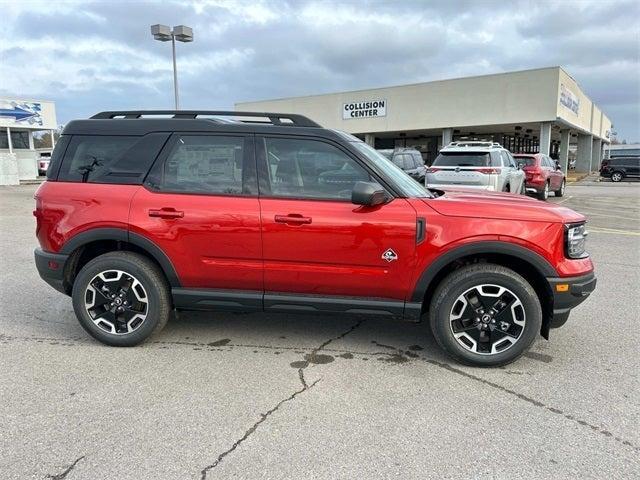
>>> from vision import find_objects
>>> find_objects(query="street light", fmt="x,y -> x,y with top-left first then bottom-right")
151,24 -> 194,109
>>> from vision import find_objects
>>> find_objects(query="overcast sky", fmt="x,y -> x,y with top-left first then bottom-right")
1,0 -> 639,141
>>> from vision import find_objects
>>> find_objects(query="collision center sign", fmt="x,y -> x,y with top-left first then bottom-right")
559,84 -> 580,115
343,99 -> 387,119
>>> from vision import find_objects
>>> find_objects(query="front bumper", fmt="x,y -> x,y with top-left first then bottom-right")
547,272 -> 597,328
34,248 -> 70,295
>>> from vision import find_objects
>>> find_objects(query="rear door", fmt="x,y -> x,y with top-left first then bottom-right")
502,151 -> 525,193
129,133 -> 263,294
257,135 -> 418,302
545,155 -> 563,189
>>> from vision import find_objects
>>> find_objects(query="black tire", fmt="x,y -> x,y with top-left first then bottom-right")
72,251 -> 171,346
429,263 -> 542,367
554,179 -> 566,197
537,181 -> 549,200
502,184 -> 510,193
611,171 -> 624,182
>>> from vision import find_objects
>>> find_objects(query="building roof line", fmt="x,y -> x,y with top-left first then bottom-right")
235,66 -> 563,105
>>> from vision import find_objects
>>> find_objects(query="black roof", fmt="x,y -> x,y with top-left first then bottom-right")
63,110 -> 341,139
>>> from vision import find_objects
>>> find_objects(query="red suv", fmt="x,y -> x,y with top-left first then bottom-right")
34,111 -> 596,366
513,153 -> 566,200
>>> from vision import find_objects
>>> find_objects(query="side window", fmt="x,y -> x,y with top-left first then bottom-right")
263,137 -> 371,200
491,151 -> 503,167
57,135 -> 167,184
413,153 -> 425,165
500,151 -> 513,168
153,135 -> 245,194
392,155 -> 404,168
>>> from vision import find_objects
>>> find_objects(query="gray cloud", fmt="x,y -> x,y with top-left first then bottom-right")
1,0 -> 638,140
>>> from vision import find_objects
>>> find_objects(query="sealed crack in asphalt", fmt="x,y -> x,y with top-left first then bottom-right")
199,320 -> 364,478
199,377 -> 320,479
5,328 -> 638,454
421,357 -> 640,453
45,455 -> 85,480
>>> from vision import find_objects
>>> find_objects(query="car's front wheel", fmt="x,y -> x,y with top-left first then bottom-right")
555,179 -> 566,197
72,251 -> 171,346
429,264 -> 541,367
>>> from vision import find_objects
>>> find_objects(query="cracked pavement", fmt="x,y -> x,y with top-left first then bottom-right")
1,184 -> 639,479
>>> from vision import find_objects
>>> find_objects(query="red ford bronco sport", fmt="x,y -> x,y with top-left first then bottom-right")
34,111 -> 596,366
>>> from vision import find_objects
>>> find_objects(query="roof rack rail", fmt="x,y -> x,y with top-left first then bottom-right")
446,140 -> 501,148
90,110 -> 321,128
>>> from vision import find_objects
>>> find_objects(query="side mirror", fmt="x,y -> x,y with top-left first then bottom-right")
517,162 -> 524,170
352,181 -> 389,207
555,161 -> 562,171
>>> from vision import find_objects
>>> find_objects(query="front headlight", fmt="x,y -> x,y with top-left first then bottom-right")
565,223 -> 589,259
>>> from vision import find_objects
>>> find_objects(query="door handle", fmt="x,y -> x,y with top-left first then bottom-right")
274,214 -> 312,225
149,208 -> 184,219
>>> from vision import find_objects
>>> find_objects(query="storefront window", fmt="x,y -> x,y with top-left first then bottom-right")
0,129 -> 30,149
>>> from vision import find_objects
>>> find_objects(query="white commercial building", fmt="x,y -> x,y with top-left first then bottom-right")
0,97 -> 57,185
237,67 -> 612,173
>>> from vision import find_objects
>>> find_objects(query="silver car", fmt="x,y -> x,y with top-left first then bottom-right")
426,141 -> 525,194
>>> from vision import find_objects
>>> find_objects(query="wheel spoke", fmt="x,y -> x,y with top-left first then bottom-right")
451,318 -> 479,334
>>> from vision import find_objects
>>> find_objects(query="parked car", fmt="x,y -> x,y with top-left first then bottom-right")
513,153 -> 566,200
37,153 -> 51,176
426,141 -> 525,194
34,110 -> 595,367
377,147 -> 426,183
600,156 -> 640,182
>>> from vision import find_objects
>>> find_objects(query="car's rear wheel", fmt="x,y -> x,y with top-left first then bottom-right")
611,171 -> 624,182
429,264 -> 541,367
554,179 -> 566,197
537,181 -> 549,200
72,252 -> 171,346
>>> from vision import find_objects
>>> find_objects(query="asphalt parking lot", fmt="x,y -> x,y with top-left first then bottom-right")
0,182 -> 638,479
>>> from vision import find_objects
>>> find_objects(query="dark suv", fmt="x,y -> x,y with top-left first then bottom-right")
600,156 -> 640,182
34,111 -> 596,367
377,148 -> 426,183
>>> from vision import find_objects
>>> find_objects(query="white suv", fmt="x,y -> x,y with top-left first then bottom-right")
425,141 -> 525,194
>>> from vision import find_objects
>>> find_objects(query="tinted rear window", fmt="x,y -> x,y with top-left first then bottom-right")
57,134 -> 169,183
514,155 -> 537,166
433,152 -> 491,167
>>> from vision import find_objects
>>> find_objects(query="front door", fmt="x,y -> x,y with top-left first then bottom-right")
257,135 -> 418,302
129,133 -> 262,291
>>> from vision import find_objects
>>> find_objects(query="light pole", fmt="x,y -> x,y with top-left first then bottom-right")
151,24 -> 194,109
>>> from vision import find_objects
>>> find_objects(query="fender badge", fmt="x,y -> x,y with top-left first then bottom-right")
381,248 -> 398,262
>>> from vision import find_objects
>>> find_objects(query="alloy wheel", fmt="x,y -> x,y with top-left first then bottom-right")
84,270 -> 149,335
449,284 -> 526,355
611,172 -> 623,182
543,182 -> 549,199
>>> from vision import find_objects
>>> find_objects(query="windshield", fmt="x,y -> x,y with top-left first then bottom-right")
433,152 -> 491,167
513,155 -> 536,166
350,141 -> 432,198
